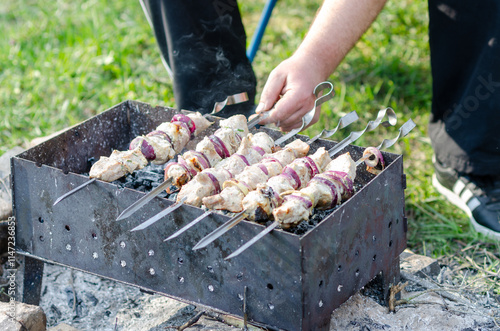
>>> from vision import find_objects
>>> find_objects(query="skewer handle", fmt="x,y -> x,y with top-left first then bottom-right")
210,92 -> 249,115
274,81 -> 335,145
328,107 -> 397,158
308,110 -> 359,145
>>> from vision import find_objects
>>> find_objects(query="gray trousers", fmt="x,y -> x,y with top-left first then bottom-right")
428,0 -> 500,176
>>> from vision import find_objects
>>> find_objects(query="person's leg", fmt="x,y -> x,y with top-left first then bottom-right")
428,0 -> 500,239
141,0 -> 257,118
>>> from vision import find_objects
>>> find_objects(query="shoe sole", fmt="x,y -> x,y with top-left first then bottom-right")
432,174 -> 500,241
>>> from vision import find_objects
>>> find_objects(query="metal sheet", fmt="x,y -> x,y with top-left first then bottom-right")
300,155 -> 405,330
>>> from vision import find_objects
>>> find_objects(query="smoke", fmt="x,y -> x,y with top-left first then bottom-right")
171,13 -> 256,115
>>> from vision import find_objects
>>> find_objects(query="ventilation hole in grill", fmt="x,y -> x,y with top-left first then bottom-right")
149,268 -> 156,275
389,240 -> 393,247
337,265 -> 342,272
355,250 -> 359,257
39,236 -> 44,242
35,162 -> 42,168
74,130 -> 80,137
268,303 -> 275,310
92,252 -> 98,259
177,257 -> 184,265
148,249 -> 155,256
207,266 -> 214,273
237,272 -> 243,281
91,233 -> 97,239
396,218 -> 400,224
238,294 -> 244,301
337,285 -> 343,292
388,221 -> 392,228
372,235 -> 376,242
178,276 -> 185,283
120,260 -> 127,267
65,244 -> 71,251
355,269 -> 360,277
319,300 -> 324,308
62,169 -> 69,175
267,283 -> 274,290
65,225 -> 70,231
119,241 -> 126,249
319,280 -> 323,287
208,285 -> 214,292
38,217 -> 44,223
373,254 -> 377,261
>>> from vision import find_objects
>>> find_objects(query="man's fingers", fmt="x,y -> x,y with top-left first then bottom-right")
257,71 -> 287,114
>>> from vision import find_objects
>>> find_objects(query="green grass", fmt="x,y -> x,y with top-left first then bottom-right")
1,0 -> 498,294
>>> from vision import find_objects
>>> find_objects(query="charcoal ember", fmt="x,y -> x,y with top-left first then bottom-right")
87,156 -> 96,169
165,192 -> 178,201
136,171 -> 163,183
284,206 -> 340,235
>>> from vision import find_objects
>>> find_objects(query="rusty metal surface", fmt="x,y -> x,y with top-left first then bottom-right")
12,100 -> 406,331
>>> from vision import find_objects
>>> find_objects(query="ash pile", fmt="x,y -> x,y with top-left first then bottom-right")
30,250 -> 499,330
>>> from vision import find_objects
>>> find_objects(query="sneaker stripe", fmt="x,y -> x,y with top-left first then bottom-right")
453,180 -> 466,196
460,188 -> 474,206
466,197 -> 481,212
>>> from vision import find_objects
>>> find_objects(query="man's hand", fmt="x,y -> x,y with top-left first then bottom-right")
256,54 -> 326,132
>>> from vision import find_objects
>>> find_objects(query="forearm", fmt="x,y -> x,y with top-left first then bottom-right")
257,0 -> 387,131
294,0 -> 388,79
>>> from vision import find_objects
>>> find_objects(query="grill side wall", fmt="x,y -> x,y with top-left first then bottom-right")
300,155 -> 406,329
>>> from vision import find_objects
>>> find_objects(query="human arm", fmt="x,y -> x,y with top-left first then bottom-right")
256,0 -> 387,131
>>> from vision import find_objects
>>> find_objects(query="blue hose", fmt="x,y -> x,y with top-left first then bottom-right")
246,0 -> 278,63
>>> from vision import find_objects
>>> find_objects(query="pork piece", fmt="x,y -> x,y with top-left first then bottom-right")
142,135 -> 176,165
156,122 -> 190,153
166,126 -> 249,187
240,147 -> 331,221
89,149 -> 147,182
218,114 -> 249,137
176,133 -> 275,207
324,151 -> 357,178
166,131 -> 273,189
187,112 -> 213,136
273,153 -> 356,229
202,139 -> 311,212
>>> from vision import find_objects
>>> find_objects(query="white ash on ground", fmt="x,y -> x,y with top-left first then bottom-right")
35,256 -> 500,331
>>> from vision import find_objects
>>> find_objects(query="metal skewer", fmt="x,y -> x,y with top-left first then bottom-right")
130,197 -> 187,232
224,119 -> 416,260
192,108 -> 398,250
211,92 -> 249,115
164,110 -> 359,243
274,81 -> 334,145
116,177 -> 173,221
247,81 -> 335,133
326,107 -> 397,158
307,110 -> 359,144
164,210 -> 213,241
53,178 -> 96,206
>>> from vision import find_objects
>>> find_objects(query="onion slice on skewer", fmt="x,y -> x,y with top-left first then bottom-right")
362,147 -> 386,174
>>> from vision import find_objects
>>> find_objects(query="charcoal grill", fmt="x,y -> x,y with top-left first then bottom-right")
12,100 -> 407,331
